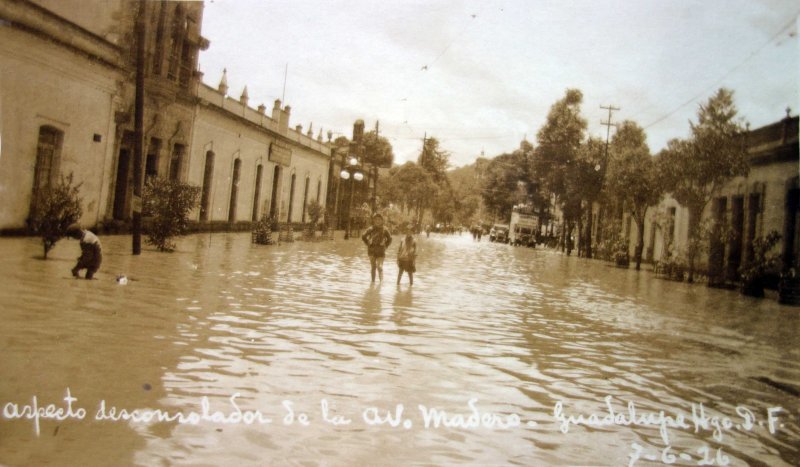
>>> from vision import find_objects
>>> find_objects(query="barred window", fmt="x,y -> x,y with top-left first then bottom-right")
30,126 -> 63,214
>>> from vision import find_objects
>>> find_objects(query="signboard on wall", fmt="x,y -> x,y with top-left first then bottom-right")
269,142 -> 292,166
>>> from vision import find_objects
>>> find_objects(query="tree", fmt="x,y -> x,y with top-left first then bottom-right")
418,136 -> 450,184
27,173 -> 83,259
533,89 -> 588,253
362,130 -> 394,169
533,89 -> 587,204
561,138 -> 605,256
143,177 -> 201,252
606,121 -> 663,270
362,130 -> 394,212
448,160 -> 489,225
659,88 -> 749,281
380,162 -> 437,226
482,152 -> 527,221
576,137 -> 606,258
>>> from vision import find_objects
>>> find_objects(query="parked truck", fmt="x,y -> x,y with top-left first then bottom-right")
509,205 -> 538,247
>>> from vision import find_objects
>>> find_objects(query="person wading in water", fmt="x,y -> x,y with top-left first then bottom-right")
361,213 -> 392,283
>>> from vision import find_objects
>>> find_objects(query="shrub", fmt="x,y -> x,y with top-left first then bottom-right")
252,214 -> 278,245
143,177 -> 200,252
739,231 -> 782,286
27,173 -> 83,259
307,202 -> 325,228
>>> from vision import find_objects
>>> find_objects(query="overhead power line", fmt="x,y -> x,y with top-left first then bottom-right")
642,11 -> 800,130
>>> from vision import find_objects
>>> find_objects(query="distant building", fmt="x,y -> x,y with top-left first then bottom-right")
0,0 -> 332,233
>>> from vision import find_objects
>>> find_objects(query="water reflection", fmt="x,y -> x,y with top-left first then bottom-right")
0,232 -> 798,466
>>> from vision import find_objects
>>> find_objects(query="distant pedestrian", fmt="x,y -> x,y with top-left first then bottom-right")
362,213 -> 393,283
396,233 -> 417,286
66,223 -> 102,279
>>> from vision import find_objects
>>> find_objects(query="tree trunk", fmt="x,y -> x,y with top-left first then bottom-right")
566,221 -> 574,256
585,201 -> 593,259
634,210 -> 647,271
596,204 -> 605,246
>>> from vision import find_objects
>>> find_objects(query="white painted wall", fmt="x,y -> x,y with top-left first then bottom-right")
0,27 -> 119,229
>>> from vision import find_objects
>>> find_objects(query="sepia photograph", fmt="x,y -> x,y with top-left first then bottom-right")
0,0 -> 798,465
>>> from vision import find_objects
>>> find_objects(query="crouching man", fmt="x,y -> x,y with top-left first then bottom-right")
66,223 -> 102,279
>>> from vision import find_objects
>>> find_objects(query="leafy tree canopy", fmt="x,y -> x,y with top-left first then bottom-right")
418,137 -> 450,184
533,88 -> 587,199
362,130 -> 394,168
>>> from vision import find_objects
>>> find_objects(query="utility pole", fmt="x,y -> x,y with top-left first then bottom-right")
600,105 -> 620,167
132,0 -> 146,255
596,104 -> 620,250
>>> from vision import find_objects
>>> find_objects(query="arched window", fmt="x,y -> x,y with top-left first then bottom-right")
113,131 -> 134,220
167,4 -> 186,80
287,173 -> 297,223
169,143 -> 184,181
199,150 -> 214,221
269,166 -> 281,218
252,164 -> 263,221
228,158 -> 241,222
30,125 -> 63,215
145,137 -> 161,182
152,1 -> 167,75
301,176 -> 310,223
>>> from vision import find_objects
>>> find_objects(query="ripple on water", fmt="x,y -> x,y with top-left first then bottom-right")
0,233 -> 798,465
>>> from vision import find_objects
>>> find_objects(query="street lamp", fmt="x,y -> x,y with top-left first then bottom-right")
340,155 -> 363,239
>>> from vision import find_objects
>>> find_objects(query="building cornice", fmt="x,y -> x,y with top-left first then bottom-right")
0,0 -> 123,71
197,98 -> 331,160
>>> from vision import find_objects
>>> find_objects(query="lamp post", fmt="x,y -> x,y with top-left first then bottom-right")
340,155 -> 364,239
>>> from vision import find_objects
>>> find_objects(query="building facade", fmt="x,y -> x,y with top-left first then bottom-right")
626,115 -> 799,276
191,82 -> 330,226
0,0 -> 126,231
0,0 -> 332,233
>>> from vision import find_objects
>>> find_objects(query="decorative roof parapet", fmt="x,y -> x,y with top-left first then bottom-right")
240,85 -> 249,106
218,68 -> 228,95
197,82 -> 331,157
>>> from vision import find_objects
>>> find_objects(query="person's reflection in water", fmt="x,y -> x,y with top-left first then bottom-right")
391,287 -> 413,329
358,283 -> 382,327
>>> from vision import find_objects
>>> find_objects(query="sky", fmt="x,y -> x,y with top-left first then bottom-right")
197,0 -> 799,168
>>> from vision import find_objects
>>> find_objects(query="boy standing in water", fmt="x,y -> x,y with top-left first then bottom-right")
66,223 -> 102,279
397,233 -> 417,286
361,213 -> 392,283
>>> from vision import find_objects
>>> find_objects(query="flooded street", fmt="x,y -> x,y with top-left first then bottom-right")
1,232 -> 798,466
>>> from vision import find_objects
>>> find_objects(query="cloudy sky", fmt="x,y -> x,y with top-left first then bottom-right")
198,0 -> 799,168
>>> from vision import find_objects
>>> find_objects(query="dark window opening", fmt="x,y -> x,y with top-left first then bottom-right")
145,137 -> 161,182
301,177 -> 310,223
113,132 -> 135,220
287,174 -> 297,223
169,143 -> 184,181
30,126 -> 63,217
228,158 -> 241,222
200,151 -> 214,221
269,166 -> 280,218
252,164 -> 263,222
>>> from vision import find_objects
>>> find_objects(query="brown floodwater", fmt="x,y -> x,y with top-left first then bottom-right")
0,232 -> 798,466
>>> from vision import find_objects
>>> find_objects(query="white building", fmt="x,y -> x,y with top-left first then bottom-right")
625,115 -> 799,277
0,1 -> 333,233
